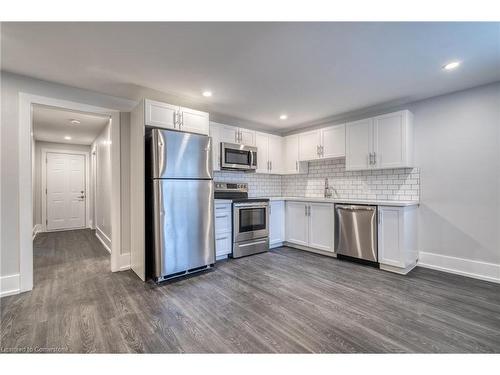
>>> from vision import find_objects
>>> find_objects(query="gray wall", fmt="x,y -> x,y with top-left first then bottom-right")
92,121 -> 113,246
410,83 -> 500,265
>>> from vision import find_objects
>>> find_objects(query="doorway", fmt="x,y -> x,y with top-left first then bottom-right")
18,93 -> 124,294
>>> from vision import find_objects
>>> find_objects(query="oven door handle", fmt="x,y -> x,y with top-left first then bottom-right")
233,202 -> 269,208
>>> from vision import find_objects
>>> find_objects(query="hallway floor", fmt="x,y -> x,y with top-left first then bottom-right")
1,229 -> 500,353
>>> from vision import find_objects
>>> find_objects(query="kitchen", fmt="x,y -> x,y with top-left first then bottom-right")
1,20 -> 500,365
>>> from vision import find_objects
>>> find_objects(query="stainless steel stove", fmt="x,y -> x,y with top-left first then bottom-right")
214,182 -> 269,258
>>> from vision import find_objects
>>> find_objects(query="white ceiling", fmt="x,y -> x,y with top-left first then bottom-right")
3,22 -> 500,131
33,105 -> 110,145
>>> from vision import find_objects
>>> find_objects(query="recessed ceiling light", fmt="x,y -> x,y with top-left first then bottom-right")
70,119 -> 81,125
64,136 -> 72,140
443,61 -> 461,70
202,91 -> 213,97
279,114 -> 288,120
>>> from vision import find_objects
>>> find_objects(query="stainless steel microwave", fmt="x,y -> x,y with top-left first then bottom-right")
220,142 -> 257,171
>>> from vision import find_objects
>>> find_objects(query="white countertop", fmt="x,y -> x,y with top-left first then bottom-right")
256,196 -> 419,207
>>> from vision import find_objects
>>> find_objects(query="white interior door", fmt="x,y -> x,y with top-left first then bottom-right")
46,152 -> 86,231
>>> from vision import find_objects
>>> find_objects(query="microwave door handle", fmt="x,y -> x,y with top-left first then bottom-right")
250,150 -> 254,168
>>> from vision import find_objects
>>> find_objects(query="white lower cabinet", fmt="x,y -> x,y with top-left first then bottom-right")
285,201 -> 335,252
214,202 -> 232,259
378,205 -> 418,274
308,203 -> 335,252
269,200 -> 285,247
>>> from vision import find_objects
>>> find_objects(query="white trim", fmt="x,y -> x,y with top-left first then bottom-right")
380,261 -> 417,275
19,93 -> 122,295
118,253 -> 132,271
418,252 -> 500,284
283,241 -> 338,258
32,224 -> 43,240
0,274 -> 21,298
41,148 -> 90,232
95,228 -> 112,254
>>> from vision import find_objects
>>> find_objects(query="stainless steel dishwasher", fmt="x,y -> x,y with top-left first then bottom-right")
334,204 -> 378,263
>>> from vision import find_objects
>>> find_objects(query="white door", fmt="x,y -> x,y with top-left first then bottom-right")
268,134 -> 283,174
345,118 -> 372,171
255,132 -> 269,173
373,111 -> 406,169
284,135 -> 299,174
321,124 -> 346,159
180,107 -> 209,135
308,203 -> 335,252
285,201 -> 308,246
46,152 -> 86,231
298,130 -> 321,161
144,99 -> 178,130
269,200 -> 285,246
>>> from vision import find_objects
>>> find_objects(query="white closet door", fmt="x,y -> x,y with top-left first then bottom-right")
46,153 -> 86,231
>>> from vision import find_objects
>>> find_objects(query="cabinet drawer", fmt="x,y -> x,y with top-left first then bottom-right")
215,210 -> 232,233
215,232 -> 232,257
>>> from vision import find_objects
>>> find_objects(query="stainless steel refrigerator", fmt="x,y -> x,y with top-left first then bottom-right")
146,128 -> 215,282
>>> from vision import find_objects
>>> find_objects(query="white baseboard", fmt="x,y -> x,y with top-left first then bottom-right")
95,228 -> 112,254
32,224 -> 43,240
118,253 -> 131,271
0,274 -> 20,298
418,251 -> 500,284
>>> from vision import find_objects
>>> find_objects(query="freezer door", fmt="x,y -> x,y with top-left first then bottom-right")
152,128 -> 212,179
152,179 -> 215,278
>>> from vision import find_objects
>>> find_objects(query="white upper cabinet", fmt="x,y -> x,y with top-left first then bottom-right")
298,129 -> 321,161
144,99 -> 209,135
283,135 -> 308,175
179,107 -> 209,135
217,123 -> 255,146
373,110 -> 413,169
145,99 -> 178,130
345,110 -> 414,171
297,124 -> 345,161
345,118 -> 372,170
321,124 -> 346,159
255,132 -> 283,174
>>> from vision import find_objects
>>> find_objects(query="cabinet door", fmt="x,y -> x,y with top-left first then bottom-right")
215,232 -> 232,257
180,107 -> 209,135
284,135 -> 299,174
298,130 -> 321,161
268,134 -> 283,174
255,132 -> 269,174
269,200 -> 285,246
239,128 -> 256,146
145,99 -> 178,129
378,206 -> 405,267
345,118 -> 372,171
308,203 -> 335,252
321,124 -> 345,159
285,201 -> 308,246
218,124 -> 239,143
373,111 -> 410,169
209,122 -> 221,171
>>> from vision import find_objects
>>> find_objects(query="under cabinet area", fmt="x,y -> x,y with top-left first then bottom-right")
145,99 -> 209,135
285,201 -> 335,254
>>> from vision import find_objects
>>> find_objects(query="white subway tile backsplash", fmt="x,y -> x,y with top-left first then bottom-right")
214,158 -> 419,202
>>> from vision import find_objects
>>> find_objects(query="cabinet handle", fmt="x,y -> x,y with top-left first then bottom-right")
373,152 -> 377,165
295,161 -> 298,171
238,130 -> 242,143
216,214 -> 228,219
235,130 -> 238,143
216,236 -> 228,241
378,209 -> 381,224
321,145 -> 324,156
305,205 -> 308,216
173,112 -> 177,128
270,161 -> 272,171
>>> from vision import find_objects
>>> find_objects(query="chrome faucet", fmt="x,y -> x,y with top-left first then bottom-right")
324,178 -> 334,199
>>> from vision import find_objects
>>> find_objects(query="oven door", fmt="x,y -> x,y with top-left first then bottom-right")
233,202 -> 269,242
221,142 -> 257,170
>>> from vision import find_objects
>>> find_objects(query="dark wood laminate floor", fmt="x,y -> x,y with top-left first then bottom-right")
1,229 -> 500,353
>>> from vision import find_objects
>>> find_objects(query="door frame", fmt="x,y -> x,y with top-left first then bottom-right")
19,93 -> 122,294
41,149 -> 91,232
